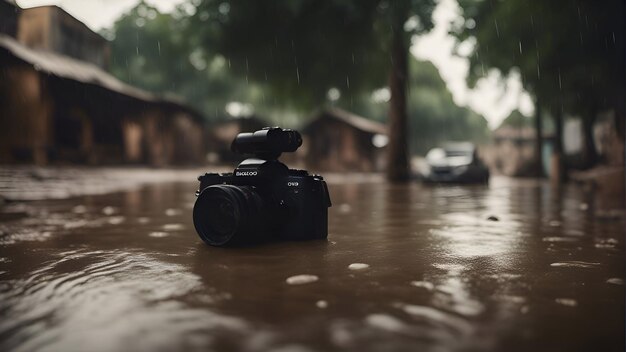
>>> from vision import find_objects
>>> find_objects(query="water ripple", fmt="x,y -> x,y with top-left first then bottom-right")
0,249 -> 243,351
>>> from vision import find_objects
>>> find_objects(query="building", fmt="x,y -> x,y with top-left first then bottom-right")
17,5 -> 110,68
0,0 -> 19,37
0,3 -> 206,166
303,108 -> 388,172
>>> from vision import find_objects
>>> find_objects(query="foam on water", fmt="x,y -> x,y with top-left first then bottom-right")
550,261 -> 601,268
149,232 -> 169,238
410,281 -> 435,290
555,298 -> 578,307
285,275 -> 319,285
348,263 -> 370,270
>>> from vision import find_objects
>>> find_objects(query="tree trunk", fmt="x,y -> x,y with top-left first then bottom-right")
386,16 -> 410,182
614,101 -> 625,142
534,97 -> 544,177
551,106 -> 565,184
581,113 -> 598,168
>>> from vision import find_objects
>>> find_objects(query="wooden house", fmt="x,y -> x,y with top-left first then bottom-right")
0,0 -> 19,37
0,34 -> 205,166
17,5 -> 110,68
303,108 -> 388,172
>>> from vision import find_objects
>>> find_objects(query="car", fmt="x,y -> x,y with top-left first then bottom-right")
424,142 -> 489,183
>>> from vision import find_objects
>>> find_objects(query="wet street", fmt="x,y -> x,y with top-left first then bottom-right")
0,175 -> 624,351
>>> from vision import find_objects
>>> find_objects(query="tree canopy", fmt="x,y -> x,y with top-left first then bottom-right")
190,0 -> 436,109
454,0 -> 624,111
452,0 -> 624,168
104,1 -> 488,160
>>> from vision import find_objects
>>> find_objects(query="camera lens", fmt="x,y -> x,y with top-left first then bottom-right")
193,185 -> 263,246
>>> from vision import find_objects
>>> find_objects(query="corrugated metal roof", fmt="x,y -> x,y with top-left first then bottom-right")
0,33 -> 197,114
307,107 -> 387,135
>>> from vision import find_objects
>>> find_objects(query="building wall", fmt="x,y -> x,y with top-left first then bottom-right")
0,61 -> 52,164
122,110 -> 205,166
18,6 -> 110,68
171,113 -> 205,164
17,6 -> 51,51
305,119 -> 381,172
0,1 -> 20,37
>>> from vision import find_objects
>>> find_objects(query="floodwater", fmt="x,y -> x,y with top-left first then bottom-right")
0,176 -> 624,351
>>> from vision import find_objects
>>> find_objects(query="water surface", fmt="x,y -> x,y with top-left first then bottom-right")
0,176 -> 623,351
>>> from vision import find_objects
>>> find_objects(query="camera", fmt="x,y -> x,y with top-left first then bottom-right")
193,127 -> 332,246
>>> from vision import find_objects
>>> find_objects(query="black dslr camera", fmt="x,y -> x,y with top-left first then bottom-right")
193,127 -> 331,246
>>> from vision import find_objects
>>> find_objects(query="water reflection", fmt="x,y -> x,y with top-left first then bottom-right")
0,177 -> 623,351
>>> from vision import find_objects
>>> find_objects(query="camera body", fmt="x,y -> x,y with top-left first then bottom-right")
193,127 -> 331,246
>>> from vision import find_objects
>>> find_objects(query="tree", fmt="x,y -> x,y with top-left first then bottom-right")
104,1 -> 270,121
453,0 -> 624,175
191,0 -> 436,181
339,58 -> 490,154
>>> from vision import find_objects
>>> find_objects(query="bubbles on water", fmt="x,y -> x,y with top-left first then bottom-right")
165,209 -> 182,216
0,229 -> 52,245
149,231 -> 169,238
488,273 -> 522,282
434,277 -> 485,317
365,314 -> 408,334
108,216 -> 125,225
606,278 -> 624,285
348,263 -> 369,270
63,219 -> 89,229
285,274 -> 318,285
555,298 -> 578,307
548,220 -> 561,227
410,281 -> 434,290
329,321 -> 353,347
594,238 -> 618,250
394,303 -> 474,335
432,263 -> 466,273
496,295 -> 526,304
137,217 -> 150,224
102,206 -> 117,215
542,237 -> 579,243
316,300 -> 328,309
338,204 -> 352,214
163,224 -> 185,231
72,205 -> 87,214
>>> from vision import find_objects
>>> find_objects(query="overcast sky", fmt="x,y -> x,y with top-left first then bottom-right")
16,0 -> 533,129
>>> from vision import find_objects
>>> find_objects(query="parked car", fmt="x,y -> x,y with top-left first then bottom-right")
424,143 -> 489,183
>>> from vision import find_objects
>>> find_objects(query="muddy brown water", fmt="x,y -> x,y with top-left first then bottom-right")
0,176 -> 624,351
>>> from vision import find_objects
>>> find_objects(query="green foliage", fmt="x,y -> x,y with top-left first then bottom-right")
453,0 -> 624,117
104,1 -> 266,121
335,59 -> 490,155
499,110 -> 532,129
104,0 -> 488,156
191,0 -> 436,109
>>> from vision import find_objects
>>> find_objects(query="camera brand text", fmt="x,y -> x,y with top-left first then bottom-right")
236,171 -> 258,176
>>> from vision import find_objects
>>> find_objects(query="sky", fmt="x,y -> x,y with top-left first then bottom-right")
16,0 -> 533,129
